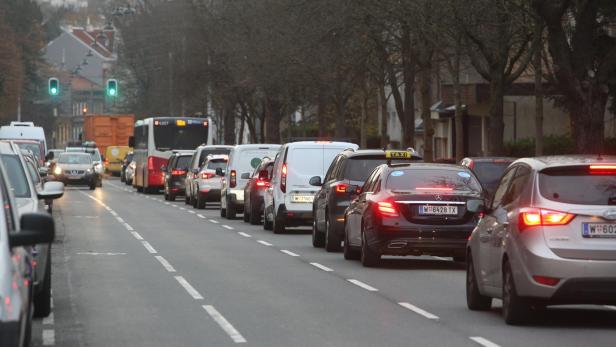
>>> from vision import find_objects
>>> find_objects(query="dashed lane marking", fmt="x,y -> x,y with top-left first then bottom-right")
310,262 -> 333,272
238,232 -> 251,238
469,337 -> 501,347
131,231 -> 144,240
188,210 -> 196,214
280,250 -> 300,257
398,302 -> 439,320
174,276 -> 204,300
257,240 -> 273,246
116,217 -> 125,223
222,225 -> 234,230
203,305 -> 247,344
347,279 -> 379,292
210,219 -> 219,224
42,312 -> 54,325
155,255 -> 176,272
123,223 -> 134,231
141,241 -> 157,254
42,329 -> 55,346
197,214 -> 206,218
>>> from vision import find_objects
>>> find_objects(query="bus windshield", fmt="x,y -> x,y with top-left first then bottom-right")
153,121 -> 208,151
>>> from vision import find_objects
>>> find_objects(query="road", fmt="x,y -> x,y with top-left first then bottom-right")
31,178 -> 616,347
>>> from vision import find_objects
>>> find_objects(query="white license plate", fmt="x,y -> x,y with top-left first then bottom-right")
419,205 -> 458,216
582,223 -> 616,238
292,194 -> 314,203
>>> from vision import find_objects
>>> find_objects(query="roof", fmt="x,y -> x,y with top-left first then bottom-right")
70,28 -> 114,59
463,157 -> 516,162
380,162 -> 468,171
515,155 -> 616,170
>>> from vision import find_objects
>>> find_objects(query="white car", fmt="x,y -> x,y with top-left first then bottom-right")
185,145 -> 233,205
190,154 -> 228,209
221,144 -> 281,219
264,141 -> 358,233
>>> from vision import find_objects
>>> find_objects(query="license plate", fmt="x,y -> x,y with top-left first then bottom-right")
292,194 -> 314,203
419,205 -> 458,216
582,223 -> 616,238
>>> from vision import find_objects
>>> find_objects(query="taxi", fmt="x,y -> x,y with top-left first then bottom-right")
343,156 -> 484,267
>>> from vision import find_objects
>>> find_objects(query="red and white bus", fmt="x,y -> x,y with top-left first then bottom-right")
132,117 -> 210,193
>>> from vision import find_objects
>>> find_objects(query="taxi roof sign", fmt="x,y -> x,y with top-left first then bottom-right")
385,150 -> 412,159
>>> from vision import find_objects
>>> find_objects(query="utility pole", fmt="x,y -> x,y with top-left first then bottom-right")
169,51 -> 174,116
17,96 -> 21,121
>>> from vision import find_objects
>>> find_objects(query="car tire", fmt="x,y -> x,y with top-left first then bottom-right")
273,211 -> 285,234
168,193 -> 176,202
192,194 -> 198,208
89,183 -> 96,190
263,207 -> 273,230
360,228 -> 379,267
502,261 -> 532,325
466,253 -> 492,311
249,202 -> 261,225
343,225 -> 360,260
227,199 -> 236,219
33,253 -> 52,318
197,194 -> 206,209
185,193 -> 190,204
243,208 -> 250,222
220,206 -> 227,218
164,192 -> 169,201
312,219 -> 325,247
325,215 -> 342,252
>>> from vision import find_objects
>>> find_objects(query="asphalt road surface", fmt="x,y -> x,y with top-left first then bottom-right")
31,178 -> 616,347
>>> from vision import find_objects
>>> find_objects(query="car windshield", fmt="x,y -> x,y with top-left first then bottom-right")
199,149 -> 232,167
206,159 -> 227,171
471,161 -> 511,188
85,149 -> 101,161
539,166 -> 616,205
0,154 -> 30,198
344,157 -> 414,181
58,154 -> 92,165
386,168 -> 482,193
16,142 -> 42,162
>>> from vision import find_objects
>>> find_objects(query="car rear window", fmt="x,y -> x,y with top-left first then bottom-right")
539,166 -> 616,205
207,159 -> 227,170
199,148 -> 231,166
386,168 -> 482,193
175,156 -> 192,169
471,161 -> 511,187
344,157 -> 414,181
0,155 -> 30,198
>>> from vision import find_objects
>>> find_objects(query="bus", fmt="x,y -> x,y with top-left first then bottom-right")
132,117 -> 210,192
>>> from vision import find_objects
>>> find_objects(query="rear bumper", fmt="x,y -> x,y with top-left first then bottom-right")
57,174 -> 96,186
199,189 -> 221,201
278,204 -> 312,226
367,225 -> 473,257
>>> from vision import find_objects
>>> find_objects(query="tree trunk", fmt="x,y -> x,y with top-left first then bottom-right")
571,89 -> 608,154
360,94 -> 368,148
223,105 -> 236,145
420,68 -> 434,162
264,97 -> 282,143
451,48 -> 464,162
534,18 -> 544,156
334,97 -> 346,139
378,84 -> 389,148
238,107 -> 245,144
317,94 -> 327,137
487,76 -> 505,156
401,26 -> 416,148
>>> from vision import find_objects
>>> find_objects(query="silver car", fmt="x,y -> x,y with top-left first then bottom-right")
190,154 -> 227,209
466,156 -> 616,324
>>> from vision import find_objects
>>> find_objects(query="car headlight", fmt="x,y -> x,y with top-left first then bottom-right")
53,166 -> 62,175
86,168 -> 93,174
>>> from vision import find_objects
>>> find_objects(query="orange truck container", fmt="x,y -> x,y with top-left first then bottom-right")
83,114 -> 135,155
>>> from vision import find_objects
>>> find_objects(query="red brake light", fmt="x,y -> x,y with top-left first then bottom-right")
589,165 -> 616,175
281,164 -> 287,193
532,275 -> 560,286
519,208 -> 575,230
335,183 -> 349,194
256,179 -> 269,187
201,172 -> 215,179
172,169 -> 186,176
376,201 -> 399,217
415,187 -> 453,191
230,170 -> 237,188
468,160 -> 475,169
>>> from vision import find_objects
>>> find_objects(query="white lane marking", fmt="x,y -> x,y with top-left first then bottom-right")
76,252 -> 127,256
123,223 -> 134,231
141,241 -> 157,254
110,211 -> 118,216
50,296 -> 54,309
174,276 -> 204,300
257,240 -> 273,246
197,214 -> 206,219
179,207 -> 186,210
42,312 -> 54,325
605,305 -> 616,310
155,256 -> 176,272
188,210 -> 196,214
310,262 -> 334,272
131,231 -> 144,240
238,232 -> 252,238
398,302 -> 439,320
432,256 -> 450,261
347,279 -> 379,292
222,225 -> 234,230
280,250 -> 299,257
105,206 -> 112,211
116,217 -> 125,223
210,219 -> 219,224
165,202 -> 171,205
202,305 -> 247,343
42,329 -> 55,345
469,337 -> 501,347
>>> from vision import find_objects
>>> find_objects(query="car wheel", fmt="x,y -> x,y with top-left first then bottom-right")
502,261 -> 532,325
89,183 -> 96,190
343,224 -> 360,260
164,192 -> 169,201
168,193 -> 176,202
227,199 -> 237,219
325,215 -> 342,252
220,206 -> 227,217
33,253 -> 52,318
243,207 -> 250,222
192,194 -> 198,208
273,211 -> 285,234
360,228 -> 379,267
185,193 -> 190,204
197,194 -> 206,209
249,202 -> 261,225
312,218 -> 325,247
466,253 -> 492,311
263,206 -> 273,230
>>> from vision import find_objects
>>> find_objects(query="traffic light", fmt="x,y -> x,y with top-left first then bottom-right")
48,77 -> 59,96
106,79 -> 118,97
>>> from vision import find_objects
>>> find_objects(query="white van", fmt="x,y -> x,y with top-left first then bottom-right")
0,122 -> 47,154
264,141 -> 358,233
220,144 -> 281,219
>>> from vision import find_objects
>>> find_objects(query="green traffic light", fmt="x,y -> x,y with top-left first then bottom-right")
50,87 -> 57,95
109,88 -> 116,96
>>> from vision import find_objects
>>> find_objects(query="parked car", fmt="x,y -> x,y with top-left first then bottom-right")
185,145 -> 233,205
0,141 -> 63,319
190,154 -> 228,209
126,159 -> 136,186
344,162 -> 483,267
264,141 -> 358,233
311,149 -> 422,251
53,152 -> 98,189
162,151 -> 194,201
466,156 -> 616,325
105,146 -> 132,176
120,152 -> 134,183
243,158 -> 274,224
221,144 -> 281,219
0,150 -> 56,347
460,157 -> 515,198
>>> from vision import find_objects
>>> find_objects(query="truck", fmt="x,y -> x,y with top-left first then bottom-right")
83,114 -> 135,156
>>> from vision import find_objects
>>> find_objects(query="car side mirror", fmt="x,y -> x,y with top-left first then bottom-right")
467,199 -> 487,213
215,168 -> 224,176
309,176 -> 322,186
346,185 -> 361,195
241,172 -> 250,180
38,181 -> 64,200
38,166 -> 49,177
9,213 -> 55,248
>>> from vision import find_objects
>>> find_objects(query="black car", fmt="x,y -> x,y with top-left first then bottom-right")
310,149 -> 421,252
343,162 -> 484,267
243,158 -> 274,225
120,152 -> 134,183
460,157 -> 515,198
163,151 -> 194,201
